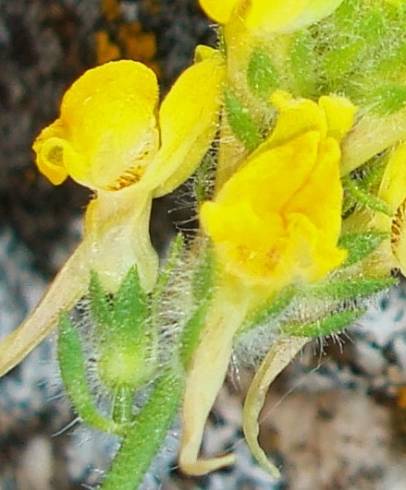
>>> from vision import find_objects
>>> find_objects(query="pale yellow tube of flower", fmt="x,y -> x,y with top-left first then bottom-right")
243,336 -> 310,478
341,108 -> 406,175
0,243 -> 88,377
180,288 -> 251,475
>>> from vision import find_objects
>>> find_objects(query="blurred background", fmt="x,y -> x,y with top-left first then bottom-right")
2,1 -> 406,489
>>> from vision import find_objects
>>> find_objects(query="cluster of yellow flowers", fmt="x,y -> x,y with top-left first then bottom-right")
1,0 -> 406,487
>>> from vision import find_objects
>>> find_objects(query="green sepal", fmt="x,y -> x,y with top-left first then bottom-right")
343,176 -> 392,216
91,268 -> 156,391
58,313 -> 122,435
247,48 -> 279,99
282,308 -> 366,337
308,276 -> 397,301
89,271 -> 112,330
101,367 -> 184,490
225,89 -> 263,151
111,267 -> 149,338
240,286 -> 297,333
338,231 -> 389,267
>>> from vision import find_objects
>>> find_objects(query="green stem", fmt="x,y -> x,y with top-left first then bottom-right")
100,368 -> 184,490
112,385 -> 134,426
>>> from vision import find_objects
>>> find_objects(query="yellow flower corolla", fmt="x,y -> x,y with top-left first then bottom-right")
180,91 -> 356,477
0,54 -> 225,378
34,60 -> 159,190
201,91 -> 353,291
200,0 -> 344,33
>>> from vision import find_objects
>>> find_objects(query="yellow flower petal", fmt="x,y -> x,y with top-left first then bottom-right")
141,54 -> 225,196
199,0 -> 238,24
201,132 -> 346,288
201,92 -> 352,289
319,95 -> 358,142
200,0 -> 344,33
34,60 -> 160,190
243,336 -> 310,479
245,0 -> 344,34
252,90 -> 327,157
33,121 -> 70,185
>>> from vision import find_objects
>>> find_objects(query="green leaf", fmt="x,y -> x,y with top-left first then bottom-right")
247,48 -> 279,99
368,84 -> 406,116
101,368 -> 184,490
323,39 -> 365,84
282,308 -> 366,337
338,231 -> 389,266
225,89 -> 263,151
343,177 -> 392,216
241,286 -> 297,333
290,31 -> 317,97
309,276 -> 397,301
58,313 -> 121,435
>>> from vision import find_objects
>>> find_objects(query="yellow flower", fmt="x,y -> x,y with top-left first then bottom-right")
201,91 -> 353,291
200,0 -> 344,33
34,60 -> 159,190
180,90 -> 356,476
0,55 -> 225,378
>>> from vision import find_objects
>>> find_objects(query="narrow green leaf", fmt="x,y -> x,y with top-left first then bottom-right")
290,31 -> 317,97
309,276 -> 397,301
343,177 -> 392,216
282,308 -> 366,337
369,84 -> 406,116
338,231 -> 389,266
241,286 -> 297,333
101,368 -> 184,490
247,48 -> 279,99
58,313 -> 121,435
225,89 -> 263,151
